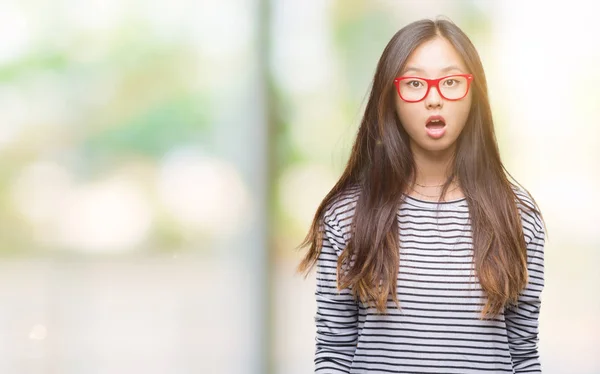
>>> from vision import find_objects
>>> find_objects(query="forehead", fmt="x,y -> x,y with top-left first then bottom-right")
401,37 -> 468,76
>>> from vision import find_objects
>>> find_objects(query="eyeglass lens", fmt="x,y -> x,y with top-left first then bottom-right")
399,76 -> 469,101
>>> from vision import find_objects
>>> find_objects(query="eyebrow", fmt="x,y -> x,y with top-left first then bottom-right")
401,65 -> 465,75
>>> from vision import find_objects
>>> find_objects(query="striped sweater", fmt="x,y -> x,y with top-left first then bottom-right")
314,187 -> 545,373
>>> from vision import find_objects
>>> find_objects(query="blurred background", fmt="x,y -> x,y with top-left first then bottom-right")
0,0 -> 598,373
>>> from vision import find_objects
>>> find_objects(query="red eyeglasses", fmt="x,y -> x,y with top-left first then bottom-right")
393,74 -> 474,103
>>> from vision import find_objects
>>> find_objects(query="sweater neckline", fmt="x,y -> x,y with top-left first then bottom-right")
402,194 -> 467,209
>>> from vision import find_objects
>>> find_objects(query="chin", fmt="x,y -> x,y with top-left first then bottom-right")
421,139 -> 455,153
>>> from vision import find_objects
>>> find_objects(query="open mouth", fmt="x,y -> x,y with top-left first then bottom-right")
426,118 -> 446,129
425,116 -> 447,138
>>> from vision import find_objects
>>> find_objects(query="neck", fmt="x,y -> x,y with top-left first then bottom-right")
410,142 -> 456,185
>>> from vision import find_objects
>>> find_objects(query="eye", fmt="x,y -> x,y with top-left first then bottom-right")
443,79 -> 459,87
406,80 -> 423,88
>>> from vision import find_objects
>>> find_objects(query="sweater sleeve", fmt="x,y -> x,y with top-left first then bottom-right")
314,218 -> 359,373
505,211 -> 546,373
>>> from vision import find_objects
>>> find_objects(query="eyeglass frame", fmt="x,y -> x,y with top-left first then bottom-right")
393,73 -> 474,103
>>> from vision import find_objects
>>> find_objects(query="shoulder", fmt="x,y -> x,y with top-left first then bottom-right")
322,184 -> 362,241
511,184 -> 545,243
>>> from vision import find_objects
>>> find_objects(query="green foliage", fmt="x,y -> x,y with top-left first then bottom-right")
82,94 -> 210,160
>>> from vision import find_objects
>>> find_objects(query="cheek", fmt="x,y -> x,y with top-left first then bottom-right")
455,97 -> 473,125
395,100 -> 419,129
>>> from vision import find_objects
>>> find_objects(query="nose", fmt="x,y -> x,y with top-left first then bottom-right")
424,84 -> 443,109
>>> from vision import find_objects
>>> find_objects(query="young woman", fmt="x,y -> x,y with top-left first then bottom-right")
297,18 -> 546,373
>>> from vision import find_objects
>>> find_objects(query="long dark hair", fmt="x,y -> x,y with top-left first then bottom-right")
296,18 -> 545,319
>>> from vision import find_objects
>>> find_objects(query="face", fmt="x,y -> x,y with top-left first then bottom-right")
394,36 -> 473,155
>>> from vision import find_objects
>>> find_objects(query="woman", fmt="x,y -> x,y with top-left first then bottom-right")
297,18 -> 546,373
